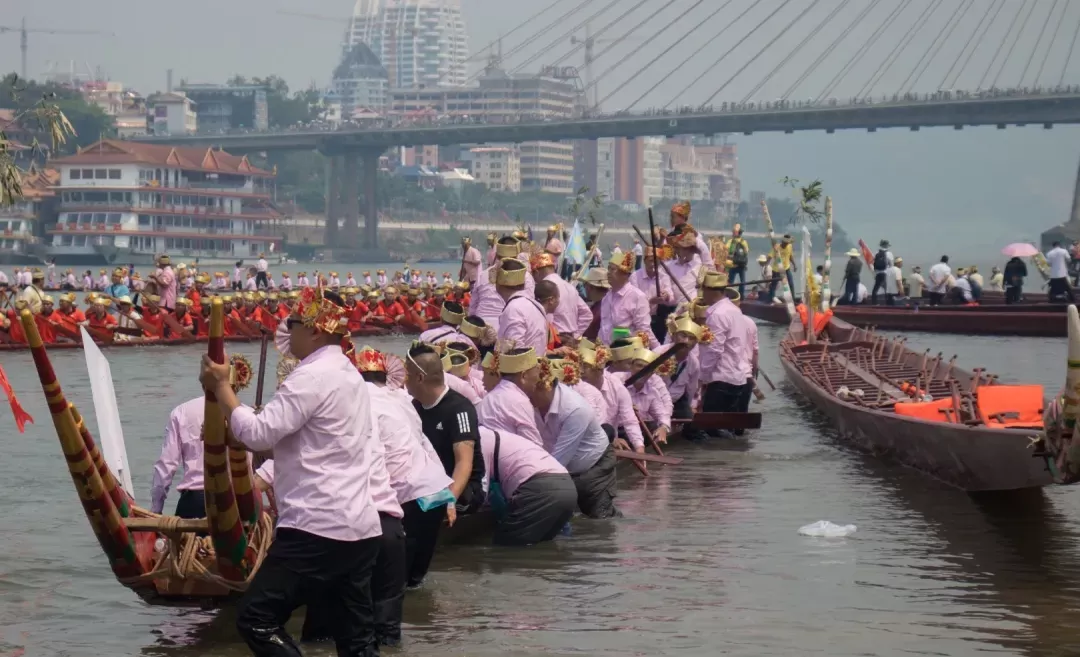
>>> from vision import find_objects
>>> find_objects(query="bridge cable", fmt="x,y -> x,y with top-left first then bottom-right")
977,0 -> 1030,90
938,0 -> 1003,90
1060,8 -> 1080,87
601,0 -> 735,110
1020,0 -> 1062,88
1033,0 -> 1067,86
814,1 -> 912,103
900,0 -> 975,96
543,0 -> 654,69
623,0 -> 749,111
662,0 -> 794,110
703,0 -> 823,106
781,0 -> 881,101
466,0 -> 572,62
855,0 -> 942,100
583,0 -> 708,103
990,0 -> 1039,89
463,0 -> 599,84
578,0 -> 680,83
740,0 -> 851,105
508,0 -> 643,75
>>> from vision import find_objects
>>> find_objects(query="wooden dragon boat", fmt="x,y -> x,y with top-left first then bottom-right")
779,313 -> 1055,492
744,300 -> 1069,337
18,301 -> 274,606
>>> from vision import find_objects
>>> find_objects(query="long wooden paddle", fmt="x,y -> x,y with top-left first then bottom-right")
622,343 -> 687,388
647,208 -> 662,300
614,450 -> 684,465
673,412 -> 763,431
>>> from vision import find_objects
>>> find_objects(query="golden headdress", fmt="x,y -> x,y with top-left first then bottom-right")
578,344 -> 611,368
546,356 -> 581,385
530,252 -> 555,270
440,301 -> 464,325
294,287 -> 348,334
671,200 -> 691,219
632,346 -> 675,377
667,314 -> 712,343
352,346 -> 387,373
495,242 -> 520,259
702,271 -> 731,290
446,353 -> 471,377
610,336 -> 644,362
608,250 -> 636,273
491,347 -> 539,374
481,351 -> 498,373
490,260 -> 528,287
668,225 -> 699,249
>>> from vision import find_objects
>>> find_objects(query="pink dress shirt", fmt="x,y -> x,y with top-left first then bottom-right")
477,379 -> 545,447
158,265 -> 177,309
663,259 -> 701,305
486,246 -> 498,266
629,268 -> 675,305
467,367 -> 486,399
627,374 -> 673,431
688,232 -> 715,270
469,267 -> 507,331
700,298 -> 753,386
545,237 -> 564,256
150,396 -> 206,513
571,380 -> 608,427
281,276 -> 293,290
497,290 -> 548,356
298,276 -> 310,287
658,343 -> 701,406
741,313 -> 759,372
598,283 -> 659,348
463,246 -> 483,283
368,383 -> 451,506
229,345 -> 382,541
600,370 -> 645,449
479,427 -> 568,499
446,372 -> 481,404
544,273 -> 593,338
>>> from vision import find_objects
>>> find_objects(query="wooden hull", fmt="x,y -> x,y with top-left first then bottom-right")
742,301 -> 1068,337
779,318 -> 1053,492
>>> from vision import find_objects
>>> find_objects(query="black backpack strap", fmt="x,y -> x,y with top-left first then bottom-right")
492,431 -> 502,485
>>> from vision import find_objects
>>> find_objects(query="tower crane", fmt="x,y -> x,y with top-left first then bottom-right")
0,18 -> 114,80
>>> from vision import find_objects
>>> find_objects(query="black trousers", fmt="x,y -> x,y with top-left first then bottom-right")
302,513 -> 406,648
841,278 -> 859,305
871,271 -> 886,304
175,489 -> 205,519
1050,277 -> 1074,301
236,527 -> 381,657
728,265 -> 746,301
652,304 -> 676,344
927,291 -> 944,306
496,473 -> 578,546
570,446 -> 620,519
401,500 -> 444,588
1005,285 -> 1022,304
256,271 -> 269,289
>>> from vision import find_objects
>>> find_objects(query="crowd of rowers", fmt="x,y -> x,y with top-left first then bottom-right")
148,202 -> 758,655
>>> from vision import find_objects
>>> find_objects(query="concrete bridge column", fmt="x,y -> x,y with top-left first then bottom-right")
1070,155 -> 1080,224
324,156 -> 341,246
342,153 -> 361,249
361,149 -> 380,250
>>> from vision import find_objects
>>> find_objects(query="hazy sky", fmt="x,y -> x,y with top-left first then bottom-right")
6,0 -> 1080,263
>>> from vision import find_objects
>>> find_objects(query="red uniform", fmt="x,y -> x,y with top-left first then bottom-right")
57,308 -> 86,334
374,300 -> 404,320
185,288 -> 203,314
347,302 -> 370,332
194,314 -> 210,338
141,309 -> 165,337
172,312 -> 194,330
5,310 -> 25,343
34,312 -> 58,344
224,309 -> 243,337
88,312 -> 117,330
424,300 -> 443,322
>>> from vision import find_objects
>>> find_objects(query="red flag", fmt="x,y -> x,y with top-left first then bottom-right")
857,239 -> 875,268
0,363 -> 33,433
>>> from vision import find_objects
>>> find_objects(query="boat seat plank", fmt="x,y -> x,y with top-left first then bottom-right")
831,353 -> 906,400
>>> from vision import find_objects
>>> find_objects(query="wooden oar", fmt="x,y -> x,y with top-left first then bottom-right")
633,225 -> 695,304
674,412 -> 762,431
614,450 -> 684,465
623,343 -> 687,388
647,208 -> 662,300
758,370 -> 777,391
252,331 -> 272,470
635,409 -> 665,457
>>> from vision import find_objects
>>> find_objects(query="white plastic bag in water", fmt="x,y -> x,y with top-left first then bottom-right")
798,520 -> 857,537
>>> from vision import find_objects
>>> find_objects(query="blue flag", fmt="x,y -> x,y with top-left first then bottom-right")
564,220 -> 587,265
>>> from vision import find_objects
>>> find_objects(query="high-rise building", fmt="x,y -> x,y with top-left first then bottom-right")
332,43 -> 391,117
348,0 -> 468,89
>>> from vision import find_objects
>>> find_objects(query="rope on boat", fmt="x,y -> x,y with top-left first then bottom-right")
116,506 -> 274,593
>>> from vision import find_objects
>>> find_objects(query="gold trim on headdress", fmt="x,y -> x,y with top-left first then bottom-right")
491,261 -> 528,287
447,353 -> 470,377
608,250 -> 635,273
481,351 -> 498,372
495,242 -> 519,259
353,346 -> 387,373
440,303 -> 464,325
459,317 -> 484,340
669,225 -> 699,249
610,336 -> 644,362
671,200 -> 691,219
497,348 -> 538,374
294,287 -> 348,334
530,252 -> 555,270
578,344 -> 611,368
578,337 -> 596,351
667,314 -> 709,342
547,357 -> 581,385
702,271 -> 730,290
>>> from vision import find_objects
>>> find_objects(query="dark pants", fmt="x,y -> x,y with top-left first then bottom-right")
767,276 -> 781,302
232,281 -> 242,291
256,271 -> 269,289
1005,285 -> 1022,304
841,278 -> 859,305
703,381 -> 745,415
927,291 -> 944,306
885,293 -> 898,306
652,304 -> 676,344
570,446 -> 620,519
737,379 -> 753,414
495,474 -> 578,546
729,266 -> 746,301
674,393 -> 707,441
634,255 -> 643,270
302,513 -> 406,648
401,500 -> 444,588
236,528 -> 381,657
785,269 -> 795,296
1049,277 -> 1074,302
175,489 -> 205,519
871,271 -> 886,304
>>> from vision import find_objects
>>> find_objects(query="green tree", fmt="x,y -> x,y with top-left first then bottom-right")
0,74 -> 112,153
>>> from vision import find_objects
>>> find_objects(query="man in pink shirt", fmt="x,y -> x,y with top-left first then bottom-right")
669,201 -> 714,270
199,288 -> 383,656
625,347 -> 673,445
578,345 -> 645,453
600,251 -> 659,348
460,237 -> 483,284
544,224 -> 565,259
699,274 -> 755,425
532,253 -> 592,346
477,347 -> 546,448
631,246 -> 677,341
150,254 -> 177,311
150,396 -> 207,518
734,298 -> 759,426
469,237 -> 522,331
485,232 -> 498,266
659,314 -> 706,437
480,426 -> 576,545
495,259 -> 548,356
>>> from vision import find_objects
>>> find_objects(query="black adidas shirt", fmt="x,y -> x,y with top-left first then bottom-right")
413,387 -> 485,493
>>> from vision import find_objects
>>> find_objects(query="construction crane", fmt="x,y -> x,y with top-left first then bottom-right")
0,18 -> 114,80
571,22 -> 644,111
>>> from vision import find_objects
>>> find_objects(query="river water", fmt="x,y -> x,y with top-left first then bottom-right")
1,324 -> 1079,657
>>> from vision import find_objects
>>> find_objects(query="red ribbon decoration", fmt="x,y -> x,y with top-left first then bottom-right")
0,363 -> 33,433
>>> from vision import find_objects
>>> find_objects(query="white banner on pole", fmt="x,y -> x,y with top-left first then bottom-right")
80,327 -> 134,497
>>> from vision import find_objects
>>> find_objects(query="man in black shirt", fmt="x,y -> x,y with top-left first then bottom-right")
404,343 -> 485,588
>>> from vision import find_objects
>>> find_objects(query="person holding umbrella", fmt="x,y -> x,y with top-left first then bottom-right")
1000,243 -> 1036,304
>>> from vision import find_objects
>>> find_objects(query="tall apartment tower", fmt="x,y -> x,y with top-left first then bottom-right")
348,0 -> 469,89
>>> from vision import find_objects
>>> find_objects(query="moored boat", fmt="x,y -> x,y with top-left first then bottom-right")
779,314 -> 1053,491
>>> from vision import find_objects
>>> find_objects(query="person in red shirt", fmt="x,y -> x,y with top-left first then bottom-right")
2,307 -> 26,343
456,281 -> 471,307
346,293 -> 371,332
34,296 -> 58,344
172,298 -> 195,335
403,288 -> 423,316
186,274 -> 208,314
56,293 -> 86,336
373,287 -> 405,326
86,297 -> 118,331
194,301 -> 212,338
424,287 -> 445,322
239,293 -> 269,330
140,295 -> 166,337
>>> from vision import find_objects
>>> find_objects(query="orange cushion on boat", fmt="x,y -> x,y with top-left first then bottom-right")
976,384 -> 1044,429
894,397 -> 956,423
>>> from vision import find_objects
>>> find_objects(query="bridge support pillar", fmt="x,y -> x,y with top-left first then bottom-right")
324,156 -> 341,246
342,153 -> 361,249
1070,155 -> 1080,224
361,149 -> 380,250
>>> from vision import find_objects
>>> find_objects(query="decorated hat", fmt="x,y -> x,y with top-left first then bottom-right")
145,294 -> 161,304
702,271 -> 730,290
846,248 -> 861,257
41,295 -> 54,305
610,336 -> 644,362
546,355 -> 580,385
195,273 -> 210,284
176,297 -> 193,307
112,267 -> 126,277
222,294 -> 234,303
608,250 -> 636,273
491,260 -> 528,287
512,229 -> 528,242
31,269 -> 43,280
58,293 -> 76,304
460,315 -> 486,339
667,314 -> 711,343
668,225 -> 699,249
492,347 -> 539,374
757,254 -> 769,263
583,268 -> 610,289
377,269 -> 385,274
495,242 -> 520,259
481,351 -> 498,372
461,236 -> 472,246
177,263 -> 187,271
157,254 -> 170,265
446,353 -> 470,377
578,344 -> 611,368
353,346 -> 387,373
671,200 -> 691,219
456,280 -> 470,291
440,301 -> 464,325
294,287 -> 349,334
530,252 -> 555,270
486,232 -> 497,243
114,295 -> 134,306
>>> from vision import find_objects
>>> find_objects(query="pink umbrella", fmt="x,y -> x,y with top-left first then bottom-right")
1001,242 -> 1039,257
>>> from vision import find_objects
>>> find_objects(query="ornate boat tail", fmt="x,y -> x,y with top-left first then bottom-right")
203,299 -> 249,582
229,426 -> 263,526
821,197 -> 833,313
69,404 -> 132,517
18,310 -> 149,581
1038,305 -> 1080,483
761,199 -> 797,321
